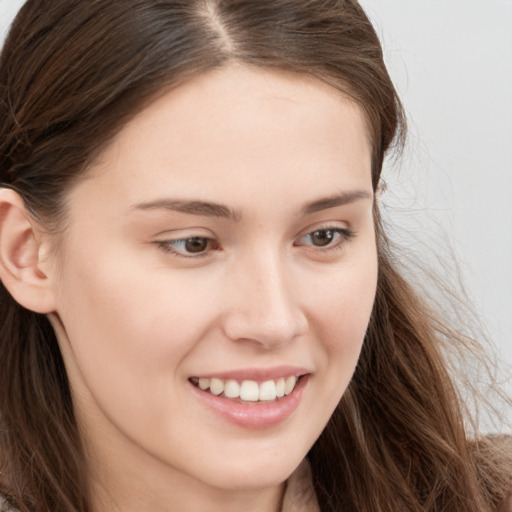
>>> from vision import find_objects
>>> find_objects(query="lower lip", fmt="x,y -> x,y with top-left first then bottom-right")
189,376 -> 308,429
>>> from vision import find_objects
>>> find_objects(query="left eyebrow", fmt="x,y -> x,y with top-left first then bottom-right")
300,190 -> 372,216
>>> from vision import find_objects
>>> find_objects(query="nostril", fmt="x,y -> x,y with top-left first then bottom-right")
222,311 -> 307,347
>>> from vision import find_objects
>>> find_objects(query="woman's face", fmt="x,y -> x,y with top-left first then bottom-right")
50,66 -> 377,495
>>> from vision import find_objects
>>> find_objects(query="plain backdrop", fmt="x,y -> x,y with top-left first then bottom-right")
1,0 -> 511,387
359,0 -> 512,379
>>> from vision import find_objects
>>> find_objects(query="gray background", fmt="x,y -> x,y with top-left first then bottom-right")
359,0 -> 512,378
1,1 -> 511,392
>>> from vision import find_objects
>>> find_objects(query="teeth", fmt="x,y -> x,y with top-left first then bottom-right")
193,375 -> 300,401
284,376 -> 296,395
224,379 -> 240,398
259,380 -> 277,401
276,378 -> 285,398
240,380 -> 259,401
209,378 -> 224,396
198,378 -> 210,390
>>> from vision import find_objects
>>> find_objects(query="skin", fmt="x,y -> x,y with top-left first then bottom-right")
41,65 -> 377,512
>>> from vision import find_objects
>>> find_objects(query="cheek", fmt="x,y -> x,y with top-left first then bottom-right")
57,259 -> 206,368
53,250 -> 226,455
313,249 -> 377,347
54,243 -> 211,401
308,242 -> 378,394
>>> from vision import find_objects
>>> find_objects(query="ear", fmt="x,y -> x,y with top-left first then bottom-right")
0,188 -> 57,313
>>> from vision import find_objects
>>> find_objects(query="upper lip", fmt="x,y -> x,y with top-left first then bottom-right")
190,366 -> 310,381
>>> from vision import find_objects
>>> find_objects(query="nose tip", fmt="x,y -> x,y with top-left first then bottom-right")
222,269 -> 308,348
223,306 -> 308,348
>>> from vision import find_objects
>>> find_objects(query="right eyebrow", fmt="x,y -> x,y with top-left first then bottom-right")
131,199 -> 242,222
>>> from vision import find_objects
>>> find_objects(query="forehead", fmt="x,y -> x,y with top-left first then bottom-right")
78,65 -> 372,216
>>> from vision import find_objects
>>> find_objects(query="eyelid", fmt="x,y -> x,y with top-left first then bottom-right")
153,226 -> 214,239
295,221 -> 354,241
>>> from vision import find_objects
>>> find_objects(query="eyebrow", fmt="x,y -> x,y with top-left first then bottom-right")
300,190 -> 372,216
132,199 -> 242,222
132,190 -> 372,221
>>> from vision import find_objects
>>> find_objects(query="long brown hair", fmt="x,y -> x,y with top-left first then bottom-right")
0,1 -> 510,511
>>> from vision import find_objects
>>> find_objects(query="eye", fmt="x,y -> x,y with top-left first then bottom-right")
155,236 -> 219,258
296,227 -> 354,250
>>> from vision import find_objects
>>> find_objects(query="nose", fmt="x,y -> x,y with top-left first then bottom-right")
221,251 -> 308,349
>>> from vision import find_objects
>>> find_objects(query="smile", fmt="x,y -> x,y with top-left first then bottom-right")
190,376 -> 299,402
188,368 -> 309,428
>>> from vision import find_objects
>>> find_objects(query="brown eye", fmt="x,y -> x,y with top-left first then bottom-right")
157,236 -> 217,258
309,230 -> 336,247
184,237 -> 209,253
297,227 -> 354,251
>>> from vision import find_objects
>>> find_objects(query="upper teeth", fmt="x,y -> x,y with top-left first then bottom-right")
194,376 -> 298,401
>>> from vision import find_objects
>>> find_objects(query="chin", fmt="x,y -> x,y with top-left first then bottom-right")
185,443 -> 308,491
204,462 -> 300,492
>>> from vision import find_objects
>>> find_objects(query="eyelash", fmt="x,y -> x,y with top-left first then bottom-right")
154,226 -> 355,260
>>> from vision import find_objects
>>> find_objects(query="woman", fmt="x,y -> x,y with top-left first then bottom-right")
0,1 -> 510,511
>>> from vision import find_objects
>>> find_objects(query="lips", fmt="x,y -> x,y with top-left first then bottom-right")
188,369 -> 309,429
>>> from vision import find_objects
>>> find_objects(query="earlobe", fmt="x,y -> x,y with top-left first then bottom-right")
0,188 -> 57,314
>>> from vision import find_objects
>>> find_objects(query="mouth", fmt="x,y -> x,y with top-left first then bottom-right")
188,370 -> 309,428
189,375 -> 300,403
